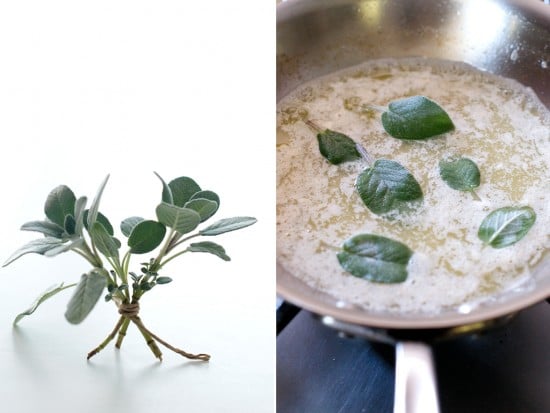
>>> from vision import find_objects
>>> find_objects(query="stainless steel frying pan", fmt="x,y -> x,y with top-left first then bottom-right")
276,1 -> 550,412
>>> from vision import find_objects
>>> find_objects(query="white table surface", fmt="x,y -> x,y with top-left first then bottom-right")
0,2 -> 274,412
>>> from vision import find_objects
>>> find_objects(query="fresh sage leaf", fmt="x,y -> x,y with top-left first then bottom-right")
317,129 -> 361,165
21,220 -> 65,238
87,175 -> 110,230
439,157 -> 480,191
155,202 -> 201,235
154,171 -> 174,205
64,214 -> 76,235
184,198 -> 219,222
3,238 -> 66,267
168,177 -> 201,207
155,276 -> 172,284
478,206 -> 536,248
74,196 -> 88,236
187,241 -> 231,261
128,220 -> 166,254
83,210 -> 114,235
381,96 -> 454,140
44,185 -> 76,227
120,216 -> 145,237
190,190 -> 220,206
90,222 -> 119,259
65,269 -> 107,324
356,159 -> 423,214
44,238 -> 84,257
337,234 -> 413,283
199,217 -> 257,236
13,282 -> 76,325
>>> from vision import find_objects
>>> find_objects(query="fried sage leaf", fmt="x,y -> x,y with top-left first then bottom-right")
381,96 -> 454,140
439,157 -> 480,191
478,206 -> 536,248
317,129 -> 361,165
356,159 -> 423,214
337,234 -> 413,283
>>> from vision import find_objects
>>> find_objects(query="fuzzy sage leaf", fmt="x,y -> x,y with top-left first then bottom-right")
356,159 -> 423,214
381,96 -> 454,140
21,220 -> 65,238
337,234 -> 413,283
87,175 -> 110,230
89,222 -> 119,259
184,198 -> 218,222
3,238 -> 67,267
44,185 -> 76,228
120,216 -> 145,237
187,241 -> 230,261
14,282 -> 76,326
65,269 -> 107,324
156,202 -> 201,235
478,206 -> 536,248
199,217 -> 258,236
439,157 -> 480,191
168,176 -> 201,207
127,220 -> 166,254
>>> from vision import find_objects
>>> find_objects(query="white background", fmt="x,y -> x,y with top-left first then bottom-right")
0,1 -> 274,412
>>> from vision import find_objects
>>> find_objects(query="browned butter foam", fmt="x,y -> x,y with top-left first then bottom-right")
276,58 -> 550,314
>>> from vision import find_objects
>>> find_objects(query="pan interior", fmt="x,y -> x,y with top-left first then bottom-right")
276,0 -> 550,329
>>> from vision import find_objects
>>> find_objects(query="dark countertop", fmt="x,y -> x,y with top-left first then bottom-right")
277,300 -> 550,413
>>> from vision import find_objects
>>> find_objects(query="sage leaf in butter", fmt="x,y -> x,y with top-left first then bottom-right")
478,206 -> 536,248
381,96 -> 454,140
356,159 -> 423,214
337,234 -> 413,283
14,282 -> 76,326
317,129 -> 361,165
439,157 -> 480,191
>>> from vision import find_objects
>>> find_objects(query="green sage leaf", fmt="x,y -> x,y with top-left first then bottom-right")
155,276 -> 172,284
64,214 -> 76,235
20,220 -> 65,238
83,210 -> 114,235
356,159 -> 423,214
155,202 -> 201,235
128,220 -> 166,254
190,190 -> 220,219
168,176 -> 201,207
154,171 -> 174,204
13,282 -> 76,325
184,198 -> 219,222
381,96 -> 454,140
187,241 -> 231,261
74,196 -> 88,236
87,175 -> 110,230
199,216 -> 257,236
120,216 -> 145,237
439,157 -> 480,191
44,238 -> 84,257
65,269 -> 107,324
337,234 -> 413,283
317,129 -> 361,165
89,222 -> 119,258
478,206 -> 536,248
3,238 -> 66,267
44,185 -> 76,227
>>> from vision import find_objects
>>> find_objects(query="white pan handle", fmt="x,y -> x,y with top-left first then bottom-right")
394,341 -> 440,413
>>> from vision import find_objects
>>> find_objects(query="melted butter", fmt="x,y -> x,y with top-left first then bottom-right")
277,58 -> 550,314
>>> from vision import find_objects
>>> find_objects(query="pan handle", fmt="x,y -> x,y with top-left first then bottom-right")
394,341 -> 440,413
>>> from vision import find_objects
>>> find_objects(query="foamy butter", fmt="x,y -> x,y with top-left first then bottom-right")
277,58 -> 550,315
